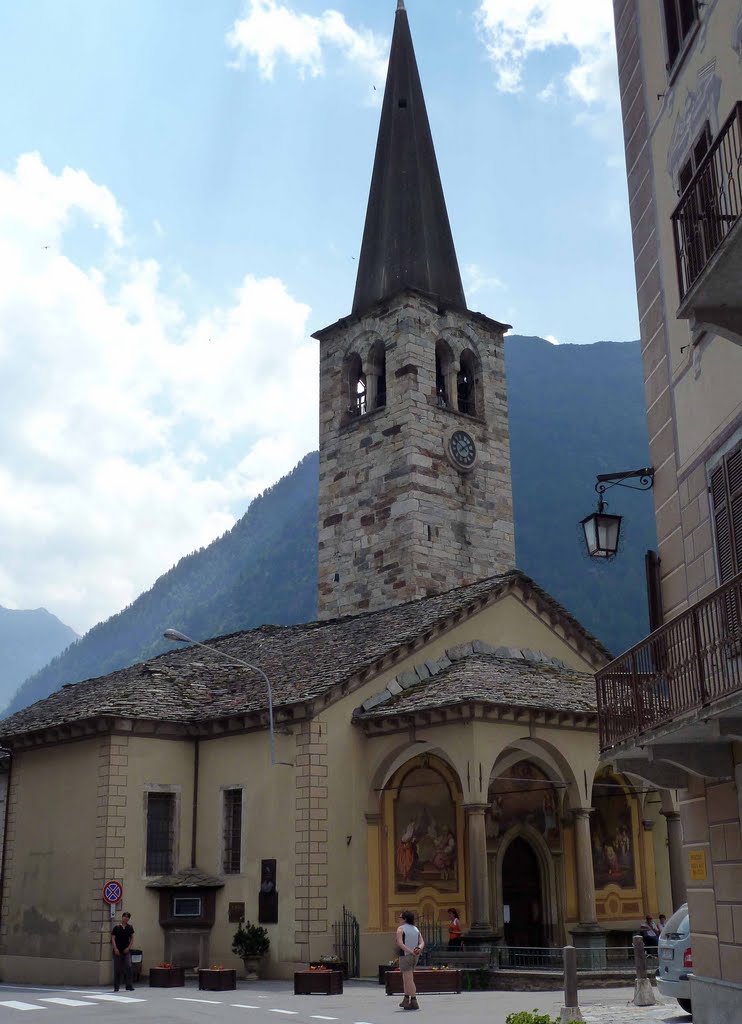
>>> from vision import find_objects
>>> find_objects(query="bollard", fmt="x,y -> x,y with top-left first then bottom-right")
632,934 -> 656,1006
560,946 -> 584,1024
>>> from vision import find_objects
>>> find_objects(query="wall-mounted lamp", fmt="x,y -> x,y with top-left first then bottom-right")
580,467 -> 654,560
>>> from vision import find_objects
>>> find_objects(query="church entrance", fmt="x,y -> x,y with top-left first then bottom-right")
502,836 -> 544,947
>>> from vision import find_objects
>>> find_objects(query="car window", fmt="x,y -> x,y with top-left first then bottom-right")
663,905 -> 689,936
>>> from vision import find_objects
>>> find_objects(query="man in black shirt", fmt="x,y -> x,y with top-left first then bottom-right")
111,911 -> 135,992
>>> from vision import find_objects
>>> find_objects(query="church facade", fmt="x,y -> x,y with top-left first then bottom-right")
0,2 -> 677,985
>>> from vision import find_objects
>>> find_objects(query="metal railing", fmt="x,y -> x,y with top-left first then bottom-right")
672,102 -> 742,300
597,571 -> 742,751
333,906 -> 359,978
493,946 -> 634,971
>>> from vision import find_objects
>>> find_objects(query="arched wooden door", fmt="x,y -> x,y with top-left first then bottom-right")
501,836 -> 544,947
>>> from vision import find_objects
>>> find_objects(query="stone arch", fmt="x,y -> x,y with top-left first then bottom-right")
367,338 -> 387,412
457,348 -> 481,416
435,338 -> 455,408
492,823 -> 561,946
343,350 -> 366,419
366,740 -> 461,817
489,736 -> 583,812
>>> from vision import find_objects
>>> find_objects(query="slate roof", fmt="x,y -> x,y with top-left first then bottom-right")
0,570 -> 607,744
353,649 -> 597,723
145,869 -> 224,889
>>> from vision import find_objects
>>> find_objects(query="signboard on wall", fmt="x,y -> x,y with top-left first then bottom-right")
688,849 -> 707,881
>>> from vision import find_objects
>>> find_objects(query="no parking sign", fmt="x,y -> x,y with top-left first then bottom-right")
103,880 -> 122,917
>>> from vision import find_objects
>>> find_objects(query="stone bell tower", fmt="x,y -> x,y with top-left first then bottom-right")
314,0 -> 514,619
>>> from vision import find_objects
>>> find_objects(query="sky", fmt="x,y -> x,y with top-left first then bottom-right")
0,0 -> 639,636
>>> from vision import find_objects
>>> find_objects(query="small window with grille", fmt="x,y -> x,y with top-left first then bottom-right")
223,788 -> 243,875
146,792 -> 175,875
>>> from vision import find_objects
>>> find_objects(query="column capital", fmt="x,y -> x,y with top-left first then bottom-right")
365,813 -> 382,825
642,818 -> 656,832
571,807 -> 594,820
463,802 -> 489,815
661,810 -> 680,822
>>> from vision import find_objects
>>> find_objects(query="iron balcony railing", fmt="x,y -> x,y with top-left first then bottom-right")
672,101 -> 742,301
597,571 -> 742,751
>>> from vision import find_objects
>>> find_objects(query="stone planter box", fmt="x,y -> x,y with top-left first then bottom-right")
385,968 -> 462,995
198,968 -> 237,991
149,966 -> 185,987
294,970 -> 343,995
310,960 -> 348,980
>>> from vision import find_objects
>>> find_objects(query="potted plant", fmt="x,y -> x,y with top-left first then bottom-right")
149,962 -> 186,987
232,919 -> 270,981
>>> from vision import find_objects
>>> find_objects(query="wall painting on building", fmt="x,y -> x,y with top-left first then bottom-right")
591,772 -> 636,890
486,760 -> 560,847
394,763 -> 458,892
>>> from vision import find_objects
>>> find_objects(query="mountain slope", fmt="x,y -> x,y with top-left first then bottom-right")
5,337 -> 656,716
0,607 -> 78,711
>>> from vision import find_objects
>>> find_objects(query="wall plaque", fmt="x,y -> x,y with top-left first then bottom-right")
688,849 -> 707,881
229,902 -> 245,923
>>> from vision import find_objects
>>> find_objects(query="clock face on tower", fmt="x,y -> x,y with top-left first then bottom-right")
448,429 -> 477,471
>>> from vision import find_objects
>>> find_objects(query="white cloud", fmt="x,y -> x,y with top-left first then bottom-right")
474,0 -> 617,106
226,0 -> 387,89
0,153 -> 318,634
464,262 -> 505,296
544,334 -> 561,345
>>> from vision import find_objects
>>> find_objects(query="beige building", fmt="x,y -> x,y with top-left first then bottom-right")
599,1 -> 742,1021
0,2 -> 674,986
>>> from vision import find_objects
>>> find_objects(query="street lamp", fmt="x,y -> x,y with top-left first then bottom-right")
163,628 -> 291,766
580,467 -> 654,560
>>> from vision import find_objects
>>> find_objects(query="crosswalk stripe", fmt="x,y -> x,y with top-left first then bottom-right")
0,1001 -> 45,1011
269,1010 -> 298,1015
40,998 -> 93,1006
311,1016 -> 339,1019
79,993 -> 144,1002
174,997 -> 223,1004
232,1005 -> 261,1009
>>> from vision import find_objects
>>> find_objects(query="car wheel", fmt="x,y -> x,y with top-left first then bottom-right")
677,998 -> 692,1014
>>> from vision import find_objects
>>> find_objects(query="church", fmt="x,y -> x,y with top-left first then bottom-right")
0,2 -> 679,985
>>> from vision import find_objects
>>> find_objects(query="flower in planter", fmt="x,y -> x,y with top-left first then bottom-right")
208,965 -> 226,970
157,963 -> 174,969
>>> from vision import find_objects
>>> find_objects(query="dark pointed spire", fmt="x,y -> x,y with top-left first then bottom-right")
352,3 -> 466,315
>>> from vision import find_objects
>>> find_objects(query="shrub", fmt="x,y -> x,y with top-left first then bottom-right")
505,1012 -> 560,1024
232,920 -> 270,959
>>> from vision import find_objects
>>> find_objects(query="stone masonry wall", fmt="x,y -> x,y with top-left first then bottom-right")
294,721 -> 329,963
90,734 -> 129,964
317,291 -> 514,618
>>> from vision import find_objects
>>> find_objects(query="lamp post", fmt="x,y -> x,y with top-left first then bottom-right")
580,467 -> 654,560
163,628 -> 290,767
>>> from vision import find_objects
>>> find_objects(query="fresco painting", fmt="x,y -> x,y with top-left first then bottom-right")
486,760 -> 560,846
394,765 -> 458,892
591,774 -> 636,890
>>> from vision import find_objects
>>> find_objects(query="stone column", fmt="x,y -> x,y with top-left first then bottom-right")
465,803 -> 492,936
573,809 -> 597,926
570,808 -> 605,968
366,373 -> 379,412
662,811 -> 687,911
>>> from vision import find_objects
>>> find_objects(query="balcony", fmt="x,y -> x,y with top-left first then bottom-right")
672,102 -> 742,346
596,573 -> 742,774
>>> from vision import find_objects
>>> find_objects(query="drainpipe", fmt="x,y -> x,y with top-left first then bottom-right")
191,739 -> 199,869
0,751 -> 13,935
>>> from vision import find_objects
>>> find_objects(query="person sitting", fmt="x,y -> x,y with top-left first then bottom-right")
640,915 -> 660,949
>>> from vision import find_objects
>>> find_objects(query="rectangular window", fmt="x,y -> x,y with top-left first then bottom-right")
223,788 -> 243,874
710,444 -> 742,584
146,792 -> 175,875
173,897 -> 202,917
663,0 -> 698,70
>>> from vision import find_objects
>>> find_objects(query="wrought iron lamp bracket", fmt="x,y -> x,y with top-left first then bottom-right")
595,467 -> 654,506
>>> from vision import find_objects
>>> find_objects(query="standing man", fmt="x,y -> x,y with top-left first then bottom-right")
111,911 -> 135,992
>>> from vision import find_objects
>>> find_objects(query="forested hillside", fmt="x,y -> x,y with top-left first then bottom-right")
5,337 -> 656,716
0,607 -> 78,711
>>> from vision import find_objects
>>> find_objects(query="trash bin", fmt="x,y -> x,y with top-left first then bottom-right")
130,950 -> 143,982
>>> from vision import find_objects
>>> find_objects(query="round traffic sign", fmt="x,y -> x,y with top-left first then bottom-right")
103,880 -> 123,905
